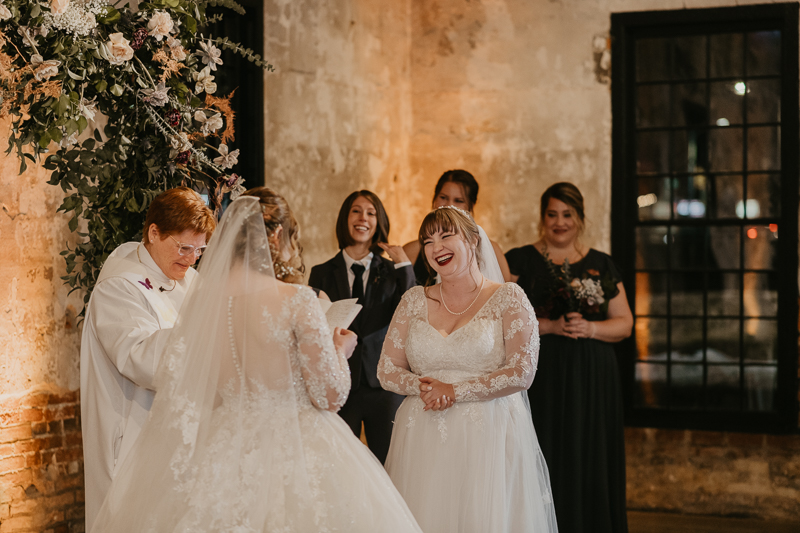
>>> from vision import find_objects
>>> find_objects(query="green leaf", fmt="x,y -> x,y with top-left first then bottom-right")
66,120 -> 79,136
78,116 -> 88,133
110,84 -> 123,97
49,127 -> 63,143
39,131 -> 51,149
56,95 -> 71,116
30,4 -> 40,17
95,80 -> 107,93
97,6 -> 121,23
185,16 -> 197,34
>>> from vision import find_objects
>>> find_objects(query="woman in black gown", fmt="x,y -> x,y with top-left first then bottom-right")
505,182 -> 633,533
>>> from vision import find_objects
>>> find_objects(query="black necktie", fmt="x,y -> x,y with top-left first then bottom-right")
351,263 -> 365,303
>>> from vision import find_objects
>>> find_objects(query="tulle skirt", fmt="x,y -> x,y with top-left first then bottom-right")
95,401 -> 422,533
385,393 -> 558,533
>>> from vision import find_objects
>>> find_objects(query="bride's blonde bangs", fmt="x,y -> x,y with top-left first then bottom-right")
417,208 -> 483,286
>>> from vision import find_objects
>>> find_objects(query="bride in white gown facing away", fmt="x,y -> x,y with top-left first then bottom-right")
91,192 -> 422,533
378,206 -> 558,533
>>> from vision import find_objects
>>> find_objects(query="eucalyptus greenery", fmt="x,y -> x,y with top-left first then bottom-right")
0,0 -> 271,309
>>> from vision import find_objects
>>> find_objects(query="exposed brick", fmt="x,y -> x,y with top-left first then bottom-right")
0,514 -> 36,533
728,432 -> 767,449
691,430 -> 726,447
64,433 -> 81,447
62,418 -> 79,433
46,392 -> 78,405
25,452 -> 42,468
30,422 -> 48,436
20,394 -> 50,409
0,426 -> 33,444
0,502 -> 9,520
0,455 -> 27,474
54,448 -> 82,464
43,406 -> 75,423
766,434 -> 800,452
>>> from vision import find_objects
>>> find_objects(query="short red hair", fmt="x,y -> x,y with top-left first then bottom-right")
142,187 -> 216,244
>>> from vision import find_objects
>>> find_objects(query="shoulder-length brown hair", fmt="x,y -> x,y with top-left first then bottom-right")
538,181 -> 586,239
335,190 -> 390,252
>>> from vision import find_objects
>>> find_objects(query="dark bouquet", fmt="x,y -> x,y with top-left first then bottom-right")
535,251 -> 615,320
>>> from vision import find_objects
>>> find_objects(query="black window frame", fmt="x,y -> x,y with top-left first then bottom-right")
611,3 -> 799,434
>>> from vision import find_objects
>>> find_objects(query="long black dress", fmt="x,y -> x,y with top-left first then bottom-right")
505,245 -> 628,533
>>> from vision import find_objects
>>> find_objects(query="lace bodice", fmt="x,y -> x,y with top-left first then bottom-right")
378,283 -> 539,402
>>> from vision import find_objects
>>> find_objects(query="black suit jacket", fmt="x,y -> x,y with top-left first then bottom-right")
308,252 -> 416,389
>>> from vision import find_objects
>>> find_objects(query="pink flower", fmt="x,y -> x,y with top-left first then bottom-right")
50,0 -> 70,15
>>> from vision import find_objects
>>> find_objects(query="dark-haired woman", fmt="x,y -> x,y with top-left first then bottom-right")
309,190 -> 416,463
505,182 -> 633,533
403,169 -> 512,285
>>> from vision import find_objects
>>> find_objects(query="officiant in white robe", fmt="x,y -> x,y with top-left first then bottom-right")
80,187 -> 216,531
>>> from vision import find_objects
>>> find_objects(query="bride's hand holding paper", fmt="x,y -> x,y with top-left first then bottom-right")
333,327 -> 358,359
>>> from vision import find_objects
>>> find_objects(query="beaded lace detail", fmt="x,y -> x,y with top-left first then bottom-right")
378,283 -> 539,404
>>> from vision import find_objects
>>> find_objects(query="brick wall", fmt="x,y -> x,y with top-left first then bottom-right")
0,389 -> 84,533
626,427 -> 800,521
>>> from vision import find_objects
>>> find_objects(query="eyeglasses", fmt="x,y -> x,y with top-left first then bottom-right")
169,235 -> 207,257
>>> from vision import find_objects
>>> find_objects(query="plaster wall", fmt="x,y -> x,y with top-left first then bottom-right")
262,0 -> 413,270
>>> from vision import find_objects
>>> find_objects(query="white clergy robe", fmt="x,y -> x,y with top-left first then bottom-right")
80,242 -> 197,531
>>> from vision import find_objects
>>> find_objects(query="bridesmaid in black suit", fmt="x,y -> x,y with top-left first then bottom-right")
309,190 -> 416,463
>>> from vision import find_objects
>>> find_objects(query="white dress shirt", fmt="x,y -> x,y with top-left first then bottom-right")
342,249 -> 411,296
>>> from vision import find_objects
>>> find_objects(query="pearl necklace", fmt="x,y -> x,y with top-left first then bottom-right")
440,277 -> 485,316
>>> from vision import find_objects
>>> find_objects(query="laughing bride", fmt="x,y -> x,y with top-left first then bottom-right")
378,206 -> 558,533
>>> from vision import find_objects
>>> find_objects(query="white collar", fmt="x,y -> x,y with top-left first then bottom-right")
342,249 -> 373,270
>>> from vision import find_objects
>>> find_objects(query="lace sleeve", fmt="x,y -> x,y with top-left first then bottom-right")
377,288 -> 422,396
452,284 -> 539,402
293,287 -> 351,411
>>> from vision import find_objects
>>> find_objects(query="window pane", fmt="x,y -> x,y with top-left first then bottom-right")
636,226 -> 669,269
744,225 -> 777,270
709,81 -> 743,126
743,272 -> 777,317
743,319 -> 777,363
746,31 -> 781,77
747,174 -> 780,218
637,177 -> 671,220
708,318 -> 740,362
671,226 -> 706,269
710,33 -> 743,78
674,175 -> 708,219
708,174 -> 742,219
635,362 -> 667,408
635,317 -> 668,360
637,130 -> 670,174
635,272 -> 668,316
707,272 -> 740,316
672,83 -> 707,127
671,35 -> 707,80
744,366 -> 777,411
747,78 -> 781,124
671,318 -> 703,360
637,84 -> 671,127
636,38 -> 670,82
672,363 -> 704,409
707,364 -> 741,411
708,127 -> 744,171
671,271 -> 704,315
747,126 -> 781,171
708,226 -> 740,270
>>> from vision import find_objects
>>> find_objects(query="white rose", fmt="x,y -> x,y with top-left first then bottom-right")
167,37 -> 186,61
147,11 -> 174,41
106,32 -> 134,65
0,4 -> 12,20
50,0 -> 70,15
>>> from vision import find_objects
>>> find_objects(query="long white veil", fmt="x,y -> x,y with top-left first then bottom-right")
91,197 -> 311,532
476,225 -> 505,284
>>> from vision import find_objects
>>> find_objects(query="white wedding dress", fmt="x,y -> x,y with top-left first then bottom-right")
378,283 -> 558,533
91,197 -> 422,533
